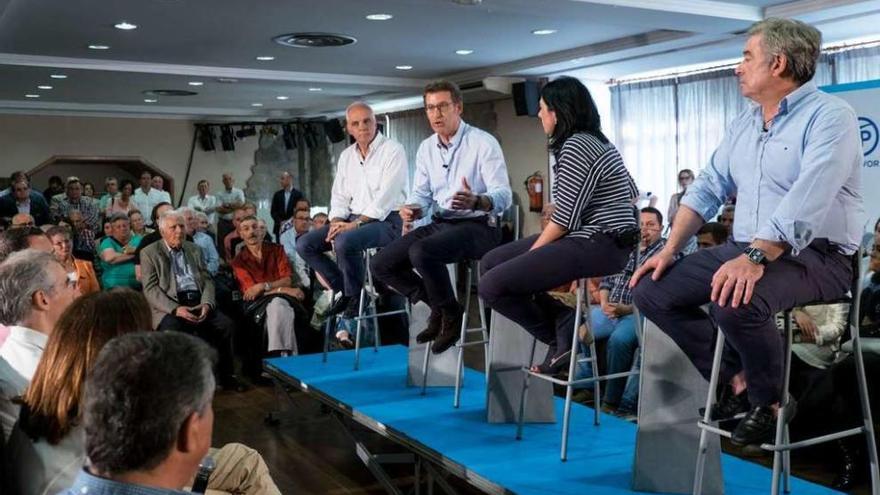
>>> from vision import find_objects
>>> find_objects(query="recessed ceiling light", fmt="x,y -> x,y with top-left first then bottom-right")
308,87 -> 322,92
188,81 -> 204,86
366,13 -> 393,21
114,21 -> 138,30
276,96 -> 289,100
256,56 -> 275,61
50,74 -> 67,79
395,65 -> 413,70
531,29 -> 557,35
144,99 -> 158,103
455,49 -> 474,55
216,78 -> 238,83
88,44 -> 110,50
37,85 -> 53,90
251,103 -> 263,107
24,94 -> 40,98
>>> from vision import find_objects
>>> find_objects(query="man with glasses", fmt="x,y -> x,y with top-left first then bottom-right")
0,179 -> 50,226
371,80 -> 511,354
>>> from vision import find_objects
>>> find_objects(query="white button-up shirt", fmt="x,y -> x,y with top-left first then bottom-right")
187,194 -> 220,225
329,133 -> 409,221
0,325 -> 48,441
132,187 -> 172,224
409,121 -> 511,220
215,187 -> 246,221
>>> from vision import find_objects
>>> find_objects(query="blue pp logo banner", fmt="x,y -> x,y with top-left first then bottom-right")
861,117 -> 879,157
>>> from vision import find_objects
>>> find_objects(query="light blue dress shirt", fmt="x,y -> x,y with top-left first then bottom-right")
409,121 -> 512,220
61,468 -> 189,494
193,231 -> 220,275
681,80 -> 863,255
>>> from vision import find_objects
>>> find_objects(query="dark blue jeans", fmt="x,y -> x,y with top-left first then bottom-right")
296,212 -> 402,297
632,239 -> 851,406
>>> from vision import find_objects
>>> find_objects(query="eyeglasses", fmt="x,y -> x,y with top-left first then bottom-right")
425,101 -> 455,114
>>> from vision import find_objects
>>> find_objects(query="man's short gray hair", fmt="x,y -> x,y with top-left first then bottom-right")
747,18 -> 821,85
158,210 -> 185,230
346,101 -> 374,118
176,206 -> 194,216
0,250 -> 61,325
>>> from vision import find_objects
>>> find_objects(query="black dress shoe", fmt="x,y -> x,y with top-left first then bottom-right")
699,386 -> 750,421
533,347 -> 571,376
326,295 -> 352,317
416,308 -> 443,344
431,305 -> 463,354
832,438 -> 866,491
731,397 -> 797,447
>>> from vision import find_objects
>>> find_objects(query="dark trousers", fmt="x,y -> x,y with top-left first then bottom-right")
158,310 -> 236,382
296,212 -> 402,297
632,239 -> 851,406
479,233 -> 630,346
370,217 -> 500,311
217,218 -> 235,260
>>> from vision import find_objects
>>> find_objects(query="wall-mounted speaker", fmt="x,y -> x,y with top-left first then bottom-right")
512,81 -> 541,117
324,118 -> 346,143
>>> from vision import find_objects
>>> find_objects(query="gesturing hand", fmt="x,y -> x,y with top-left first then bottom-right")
451,177 -> 478,210
711,255 -> 764,308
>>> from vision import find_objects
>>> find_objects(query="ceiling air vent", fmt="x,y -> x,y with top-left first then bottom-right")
142,89 -> 198,97
273,32 -> 357,48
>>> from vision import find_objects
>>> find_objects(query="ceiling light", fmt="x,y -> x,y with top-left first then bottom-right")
88,44 -> 110,50
37,85 -> 53,90
455,49 -> 474,55
251,103 -> 263,107
256,56 -> 275,61
395,65 -> 413,70
188,81 -> 204,86
217,78 -> 238,83
24,94 -> 40,98
144,99 -> 158,103
531,29 -> 557,35
452,0 -> 482,4
50,74 -> 67,79
308,87 -> 322,92
114,21 -> 138,30
366,13 -> 393,21
276,96 -> 289,100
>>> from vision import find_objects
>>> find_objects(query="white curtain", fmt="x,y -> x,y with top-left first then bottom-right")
386,109 -> 432,189
834,45 -> 880,84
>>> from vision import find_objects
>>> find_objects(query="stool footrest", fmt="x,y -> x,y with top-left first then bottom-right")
456,339 -> 489,348
352,309 -> 408,320
759,427 -> 865,452
522,368 -> 638,387
697,421 -> 733,439
463,327 -> 487,334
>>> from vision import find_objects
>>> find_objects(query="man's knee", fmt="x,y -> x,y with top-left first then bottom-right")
477,270 -> 503,306
632,278 -> 664,317
608,318 -> 638,350
295,230 -> 319,257
711,299 -> 772,330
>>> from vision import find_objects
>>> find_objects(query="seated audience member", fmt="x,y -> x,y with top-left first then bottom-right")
67,210 -> 96,261
0,250 -> 78,441
0,226 -> 53,262
588,207 -> 666,416
280,208 -> 314,293
696,221 -> 730,250
861,246 -> 880,333
47,225 -> 100,295
128,208 -> 150,236
151,174 -> 166,192
0,171 -> 26,197
42,176 -> 64,203
717,204 -> 735,232
104,179 -> 135,217
60,331 -> 281,494
312,212 -> 329,229
134,202 -> 192,279
0,179 -> 51,226
140,210 -> 239,390
50,177 -> 100,232
296,101 -> 408,322
278,198 -> 311,236
10,213 -> 35,228
257,218 -> 274,244
188,179 -> 219,225
96,176 -> 119,212
132,171 -> 171,227
97,213 -> 142,289
224,203 -> 257,263
190,210 -> 220,276
82,182 -> 95,199
232,216 -> 300,357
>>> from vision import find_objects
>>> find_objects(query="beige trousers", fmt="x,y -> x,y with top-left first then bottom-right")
186,442 -> 281,495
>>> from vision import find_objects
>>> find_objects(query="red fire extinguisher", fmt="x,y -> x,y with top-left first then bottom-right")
525,171 -> 544,212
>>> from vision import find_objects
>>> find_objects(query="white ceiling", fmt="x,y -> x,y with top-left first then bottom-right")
0,0 -> 878,119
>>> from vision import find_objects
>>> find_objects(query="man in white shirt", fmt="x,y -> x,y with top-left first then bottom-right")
132,171 -> 172,226
297,101 -> 409,320
187,179 -> 219,226
281,208 -> 313,291
215,173 -> 246,259
0,249 -> 78,441
371,81 -> 511,354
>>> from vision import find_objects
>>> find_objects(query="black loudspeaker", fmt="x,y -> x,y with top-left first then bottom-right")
197,125 -> 215,151
512,81 -> 541,117
324,118 -> 346,143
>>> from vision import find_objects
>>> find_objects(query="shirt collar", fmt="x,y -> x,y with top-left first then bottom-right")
163,240 -> 183,253
68,468 -> 190,494
435,121 -> 468,150
354,132 -> 386,159
752,80 -> 817,121
8,325 -> 48,349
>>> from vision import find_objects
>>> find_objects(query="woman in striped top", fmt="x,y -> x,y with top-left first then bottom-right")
479,76 -> 639,374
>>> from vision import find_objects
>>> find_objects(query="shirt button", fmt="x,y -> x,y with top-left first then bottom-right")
80,487 -> 88,494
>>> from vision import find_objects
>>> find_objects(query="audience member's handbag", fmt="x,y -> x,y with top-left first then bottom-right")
243,292 -> 305,326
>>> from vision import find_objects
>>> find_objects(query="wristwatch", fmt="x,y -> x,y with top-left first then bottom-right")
354,219 -> 363,228
264,282 -> 271,292
743,246 -> 769,266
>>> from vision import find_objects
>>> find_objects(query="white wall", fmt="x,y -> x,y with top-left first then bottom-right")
0,114 -> 257,205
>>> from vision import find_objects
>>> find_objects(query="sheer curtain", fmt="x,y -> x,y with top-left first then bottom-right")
834,45 -> 880,84
611,80 -> 677,218
386,109 -> 432,188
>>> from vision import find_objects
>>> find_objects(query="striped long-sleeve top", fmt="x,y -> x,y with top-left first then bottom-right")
550,132 -> 639,239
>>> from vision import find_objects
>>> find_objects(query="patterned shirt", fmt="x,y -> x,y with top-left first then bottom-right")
51,196 -> 101,231
60,468 -> 189,494
600,238 -> 666,305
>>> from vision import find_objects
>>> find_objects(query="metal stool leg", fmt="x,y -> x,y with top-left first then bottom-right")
421,339 -> 431,396
453,264 -> 474,408
560,279 -> 585,461
353,286 -> 368,371
850,312 -> 880,493
586,308 -> 601,426
771,312 -> 794,495
693,329 -> 726,495
322,312 -> 334,364
364,252 -> 382,352
516,337 -> 538,440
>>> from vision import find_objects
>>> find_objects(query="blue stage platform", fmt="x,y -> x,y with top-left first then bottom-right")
265,345 -> 839,495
